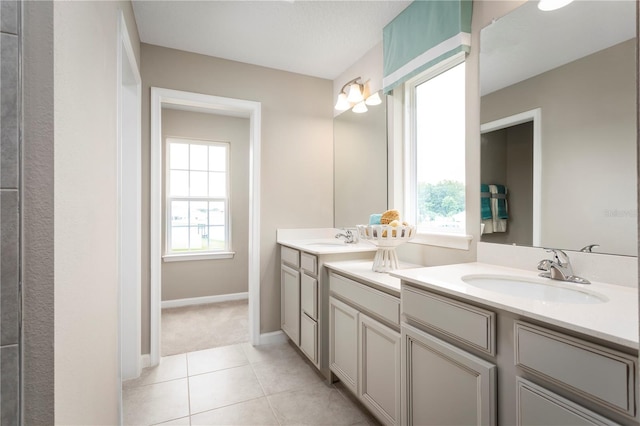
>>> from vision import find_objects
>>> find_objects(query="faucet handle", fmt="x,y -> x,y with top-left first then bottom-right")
544,248 -> 570,264
537,259 -> 552,271
580,244 -> 599,253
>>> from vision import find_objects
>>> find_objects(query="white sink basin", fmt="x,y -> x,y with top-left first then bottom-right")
461,274 -> 608,304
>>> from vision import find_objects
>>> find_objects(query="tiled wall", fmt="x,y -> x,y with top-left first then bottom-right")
1,1 -> 20,424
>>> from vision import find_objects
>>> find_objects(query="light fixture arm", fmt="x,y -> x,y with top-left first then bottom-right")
339,77 -> 363,95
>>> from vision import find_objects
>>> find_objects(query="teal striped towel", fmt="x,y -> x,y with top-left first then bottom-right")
481,184 -> 491,220
493,185 -> 508,219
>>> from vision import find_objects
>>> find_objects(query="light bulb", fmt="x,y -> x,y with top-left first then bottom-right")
538,0 -> 574,11
346,83 -> 364,103
334,93 -> 350,111
352,101 -> 368,113
365,92 -> 382,106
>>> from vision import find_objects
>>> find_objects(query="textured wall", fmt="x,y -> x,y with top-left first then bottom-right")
22,0 -> 55,423
53,1 -> 140,423
0,1 -> 21,423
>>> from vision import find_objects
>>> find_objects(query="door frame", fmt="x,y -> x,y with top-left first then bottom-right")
480,108 -> 541,246
149,87 -> 262,366
117,10 -> 142,382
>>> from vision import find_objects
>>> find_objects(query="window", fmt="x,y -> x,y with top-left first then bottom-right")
405,57 -> 468,241
165,138 -> 231,258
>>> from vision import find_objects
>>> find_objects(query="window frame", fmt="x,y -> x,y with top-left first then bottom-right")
401,52 -> 473,250
163,137 -> 235,262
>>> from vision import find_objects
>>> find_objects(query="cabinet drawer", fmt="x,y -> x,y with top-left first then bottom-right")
514,321 -> 636,417
301,273 -> 318,320
330,272 -> 400,327
300,313 -> 318,364
516,377 -> 612,426
402,285 -> 495,356
301,252 -> 317,276
281,246 -> 299,268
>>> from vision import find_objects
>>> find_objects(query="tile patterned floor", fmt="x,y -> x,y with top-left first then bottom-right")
123,341 -> 380,425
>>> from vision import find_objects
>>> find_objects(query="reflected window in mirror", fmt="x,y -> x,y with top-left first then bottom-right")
405,55 -> 466,236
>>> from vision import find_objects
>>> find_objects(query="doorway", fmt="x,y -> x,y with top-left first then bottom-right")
160,108 -> 251,356
480,108 -> 541,246
149,88 -> 262,366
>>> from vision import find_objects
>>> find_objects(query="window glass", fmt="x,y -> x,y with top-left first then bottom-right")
166,139 -> 230,254
410,61 -> 466,235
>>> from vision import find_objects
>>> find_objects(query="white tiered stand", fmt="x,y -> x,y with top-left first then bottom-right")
356,224 -> 416,272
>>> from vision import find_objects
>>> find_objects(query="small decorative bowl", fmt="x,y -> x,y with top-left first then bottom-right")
356,224 -> 416,272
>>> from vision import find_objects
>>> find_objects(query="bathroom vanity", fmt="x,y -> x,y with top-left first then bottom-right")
277,229 -> 376,382
393,263 -> 638,426
323,259 -> 638,425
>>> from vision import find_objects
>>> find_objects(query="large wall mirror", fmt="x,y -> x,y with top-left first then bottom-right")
334,91 -> 388,228
479,1 -> 637,256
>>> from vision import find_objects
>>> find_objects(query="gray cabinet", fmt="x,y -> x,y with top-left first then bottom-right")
329,272 -> 402,425
401,322 -> 497,426
329,296 -> 359,394
359,313 -> 401,426
280,264 -> 300,345
516,377 -> 613,426
515,320 -> 636,421
279,245 -> 375,382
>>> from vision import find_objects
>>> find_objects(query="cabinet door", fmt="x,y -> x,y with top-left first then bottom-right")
516,377 -> 612,425
281,264 -> 300,345
301,273 -> 318,320
300,313 -> 318,364
329,296 -> 359,394
359,313 -> 401,426
402,323 -> 496,426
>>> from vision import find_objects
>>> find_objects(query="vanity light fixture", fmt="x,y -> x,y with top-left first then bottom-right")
538,0 -> 574,11
334,76 -> 381,112
352,101 -> 368,114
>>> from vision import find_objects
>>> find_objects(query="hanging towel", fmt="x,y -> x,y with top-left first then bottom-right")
489,184 -> 508,232
480,184 -> 492,220
481,184 -> 493,235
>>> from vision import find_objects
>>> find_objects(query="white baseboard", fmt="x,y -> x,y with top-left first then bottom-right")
161,292 -> 248,309
259,330 -> 288,345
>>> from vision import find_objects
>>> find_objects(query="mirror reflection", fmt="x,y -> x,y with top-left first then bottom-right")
480,0 -> 637,256
334,91 -> 388,228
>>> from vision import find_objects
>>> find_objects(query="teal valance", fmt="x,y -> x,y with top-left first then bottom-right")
383,0 -> 473,93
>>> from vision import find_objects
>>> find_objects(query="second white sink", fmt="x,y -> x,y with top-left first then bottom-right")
461,274 -> 608,304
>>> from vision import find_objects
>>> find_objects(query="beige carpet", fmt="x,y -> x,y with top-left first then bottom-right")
161,299 -> 249,356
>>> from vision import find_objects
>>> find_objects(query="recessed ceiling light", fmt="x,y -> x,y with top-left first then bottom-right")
538,0 -> 574,12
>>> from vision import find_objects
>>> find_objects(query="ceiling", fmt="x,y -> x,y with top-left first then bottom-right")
480,0 -> 636,96
132,0 -> 412,81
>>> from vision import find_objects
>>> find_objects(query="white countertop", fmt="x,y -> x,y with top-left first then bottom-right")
277,228 -> 378,255
390,262 -> 638,350
324,260 -> 420,297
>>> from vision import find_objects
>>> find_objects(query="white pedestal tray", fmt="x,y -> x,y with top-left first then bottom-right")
356,224 -> 416,272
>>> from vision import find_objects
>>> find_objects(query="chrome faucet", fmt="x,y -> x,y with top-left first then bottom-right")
335,229 -> 356,244
537,248 -> 590,284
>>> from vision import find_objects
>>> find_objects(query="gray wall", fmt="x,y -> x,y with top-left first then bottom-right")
141,43 -> 334,353
161,109 -> 250,301
481,122 -> 533,246
334,101 -> 388,228
481,39 -> 636,255
1,1 -> 21,423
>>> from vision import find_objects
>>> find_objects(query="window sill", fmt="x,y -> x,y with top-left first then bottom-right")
408,232 -> 473,250
163,252 -> 236,262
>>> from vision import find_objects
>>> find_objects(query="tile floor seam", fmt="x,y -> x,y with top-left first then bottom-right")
246,356 -> 268,396
185,353 -> 193,422
188,394 -> 265,417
